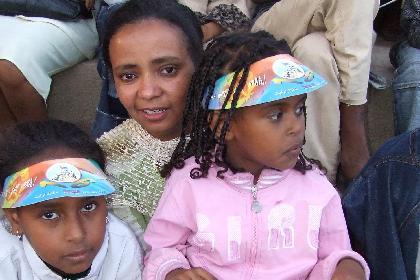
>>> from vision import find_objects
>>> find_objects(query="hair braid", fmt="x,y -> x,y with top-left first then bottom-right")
161,31 -> 325,179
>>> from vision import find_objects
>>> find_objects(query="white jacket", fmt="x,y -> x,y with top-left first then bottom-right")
0,214 -> 142,280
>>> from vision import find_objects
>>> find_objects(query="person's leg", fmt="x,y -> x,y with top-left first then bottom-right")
0,60 -> 47,128
0,16 -> 97,130
0,88 -> 17,129
392,41 -> 420,134
293,32 -> 341,183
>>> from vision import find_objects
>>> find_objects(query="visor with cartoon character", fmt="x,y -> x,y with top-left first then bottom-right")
206,54 -> 327,110
1,158 -> 115,208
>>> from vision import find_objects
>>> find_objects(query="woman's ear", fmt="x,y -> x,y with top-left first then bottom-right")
208,111 -> 234,141
4,209 -> 22,235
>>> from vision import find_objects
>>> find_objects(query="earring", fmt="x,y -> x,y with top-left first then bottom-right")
15,230 -> 23,241
105,216 -> 109,224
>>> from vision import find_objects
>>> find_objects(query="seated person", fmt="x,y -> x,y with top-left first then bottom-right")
0,120 -> 142,279
0,1 -> 98,130
144,31 -> 369,280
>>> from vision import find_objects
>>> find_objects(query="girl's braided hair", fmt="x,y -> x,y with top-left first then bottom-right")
161,31 -> 324,179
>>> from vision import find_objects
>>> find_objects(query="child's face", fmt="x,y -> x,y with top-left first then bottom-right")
225,94 -> 306,176
5,196 -> 107,274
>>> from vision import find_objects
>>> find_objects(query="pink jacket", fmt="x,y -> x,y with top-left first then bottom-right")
143,159 -> 369,279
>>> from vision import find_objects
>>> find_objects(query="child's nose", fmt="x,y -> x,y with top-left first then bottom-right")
288,114 -> 304,135
65,216 -> 86,243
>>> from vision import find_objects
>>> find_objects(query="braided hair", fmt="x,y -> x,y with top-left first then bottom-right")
162,31 -> 324,179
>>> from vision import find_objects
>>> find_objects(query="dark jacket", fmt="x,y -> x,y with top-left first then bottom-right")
343,128 -> 420,280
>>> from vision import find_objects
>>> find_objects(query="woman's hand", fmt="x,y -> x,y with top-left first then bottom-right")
332,258 -> 366,280
84,0 -> 95,10
165,268 -> 217,280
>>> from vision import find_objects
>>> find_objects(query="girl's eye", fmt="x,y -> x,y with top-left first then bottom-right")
42,212 -> 59,220
120,73 -> 136,81
268,111 -> 283,121
296,105 -> 306,115
161,65 -> 177,75
81,203 -> 97,212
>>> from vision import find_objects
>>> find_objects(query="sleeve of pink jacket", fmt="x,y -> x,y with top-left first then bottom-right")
308,193 -> 370,279
143,176 -> 193,280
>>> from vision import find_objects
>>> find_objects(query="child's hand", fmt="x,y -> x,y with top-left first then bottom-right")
165,268 -> 217,280
332,258 -> 366,280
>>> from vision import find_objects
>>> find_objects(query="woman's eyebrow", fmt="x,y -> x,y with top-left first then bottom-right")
114,63 -> 137,72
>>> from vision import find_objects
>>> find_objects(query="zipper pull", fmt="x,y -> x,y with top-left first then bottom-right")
250,184 -> 262,213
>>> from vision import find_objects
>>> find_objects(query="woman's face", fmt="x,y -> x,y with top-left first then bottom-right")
109,19 -> 195,141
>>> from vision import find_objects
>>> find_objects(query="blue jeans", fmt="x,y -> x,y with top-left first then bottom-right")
91,2 -> 128,139
391,40 -> 420,135
342,128 -> 420,280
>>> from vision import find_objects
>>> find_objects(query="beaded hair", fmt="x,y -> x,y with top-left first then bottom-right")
161,31 -> 324,179
0,120 -> 105,190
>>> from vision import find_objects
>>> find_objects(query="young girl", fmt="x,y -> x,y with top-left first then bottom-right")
0,120 -> 142,280
143,31 -> 369,280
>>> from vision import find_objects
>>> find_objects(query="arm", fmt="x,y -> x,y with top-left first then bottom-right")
142,180 -> 192,280
401,0 -> 420,49
322,0 -> 375,181
308,194 -> 369,279
143,175 -> 216,280
339,104 -> 370,182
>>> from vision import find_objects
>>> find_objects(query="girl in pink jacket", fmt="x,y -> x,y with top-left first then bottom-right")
143,31 -> 369,280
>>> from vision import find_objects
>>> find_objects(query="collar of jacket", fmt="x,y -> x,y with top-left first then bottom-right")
222,168 -> 291,190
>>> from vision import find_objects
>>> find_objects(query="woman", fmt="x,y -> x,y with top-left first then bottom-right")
92,0 -> 252,138
97,0 -> 204,240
